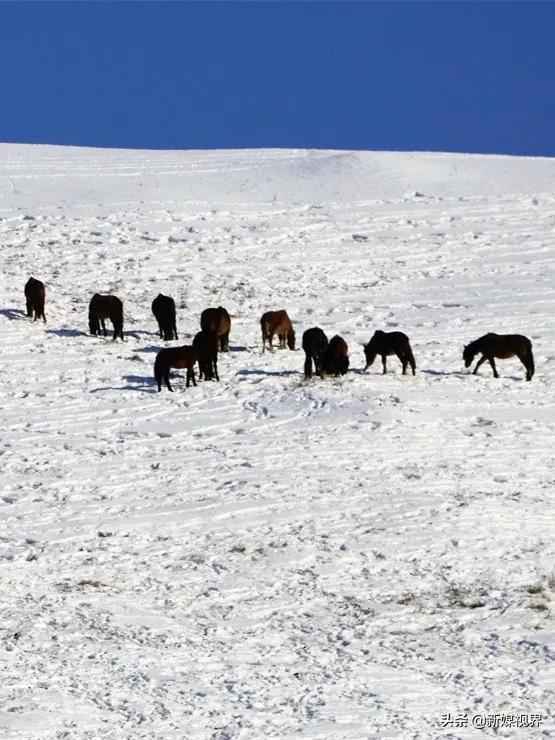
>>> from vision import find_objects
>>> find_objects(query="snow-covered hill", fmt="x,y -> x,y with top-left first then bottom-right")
1,145 -> 554,739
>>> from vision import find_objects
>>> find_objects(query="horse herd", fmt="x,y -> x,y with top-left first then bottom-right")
23,277 -> 536,391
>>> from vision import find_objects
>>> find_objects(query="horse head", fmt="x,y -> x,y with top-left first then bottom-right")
287,329 -> 296,350
462,344 -> 474,367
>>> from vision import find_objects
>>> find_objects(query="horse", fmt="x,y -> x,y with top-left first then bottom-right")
88,294 -> 124,341
260,310 -> 295,352
364,330 -> 416,375
463,333 -> 534,381
152,294 -> 178,341
302,327 -> 328,379
154,346 -> 198,391
24,277 -> 46,322
193,331 -> 219,381
323,335 -> 350,376
200,306 -> 231,352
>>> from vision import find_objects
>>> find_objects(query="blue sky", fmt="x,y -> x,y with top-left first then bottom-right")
2,1 -> 555,155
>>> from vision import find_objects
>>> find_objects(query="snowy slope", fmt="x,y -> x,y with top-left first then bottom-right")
0,145 -> 554,740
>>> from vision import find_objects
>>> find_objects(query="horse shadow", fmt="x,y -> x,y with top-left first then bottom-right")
46,328 -> 88,338
136,344 -> 163,354
0,308 -> 27,321
126,330 -> 162,340
237,369 -> 300,378
90,374 -> 158,394
421,369 -> 467,378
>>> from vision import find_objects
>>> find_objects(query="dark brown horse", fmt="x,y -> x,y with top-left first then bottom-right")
193,331 -> 219,381
463,333 -> 534,381
154,346 -> 198,391
302,327 -> 328,379
323,335 -> 349,376
89,294 -> 124,341
24,277 -> 46,322
152,294 -> 178,341
364,330 -> 416,375
200,306 -> 231,352
261,310 -> 295,352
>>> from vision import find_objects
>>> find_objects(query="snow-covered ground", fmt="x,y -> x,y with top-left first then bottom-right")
1,145 -> 554,739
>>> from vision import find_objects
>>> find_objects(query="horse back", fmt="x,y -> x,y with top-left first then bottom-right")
91,293 -> 123,317
262,309 -> 291,334
302,327 -> 328,354
156,345 -> 197,370
25,276 -> 45,298
201,306 -> 230,335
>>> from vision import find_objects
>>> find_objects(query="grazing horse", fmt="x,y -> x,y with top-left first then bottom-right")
88,294 -> 124,341
200,306 -> 231,352
24,277 -> 46,322
193,330 -> 219,381
260,310 -> 296,352
154,346 -> 198,392
364,330 -> 416,375
152,294 -> 178,341
302,327 -> 329,379
323,335 -> 350,376
463,333 -> 534,381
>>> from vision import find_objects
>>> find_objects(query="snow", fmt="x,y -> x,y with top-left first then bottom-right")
0,144 -> 554,739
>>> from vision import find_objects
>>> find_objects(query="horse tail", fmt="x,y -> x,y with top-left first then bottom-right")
407,343 -> 416,374
88,308 -> 98,335
527,343 -> 535,380
154,353 -> 164,391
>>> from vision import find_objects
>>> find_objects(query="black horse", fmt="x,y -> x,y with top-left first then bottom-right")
323,335 -> 349,376
88,294 -> 124,341
200,306 -> 231,352
302,327 -> 328,379
463,333 -> 534,381
154,346 -> 198,392
24,277 -> 46,322
364,330 -> 416,375
152,294 -> 178,341
193,330 -> 219,381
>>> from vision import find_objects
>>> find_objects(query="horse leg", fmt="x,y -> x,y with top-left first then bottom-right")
381,355 -> 387,374
488,357 -> 499,378
518,351 -> 534,381
26,298 -> 32,318
223,332 -> 230,352
397,352 -> 407,375
165,371 -> 173,392
187,366 -> 197,387
213,358 -> 219,381
472,355 -> 487,375
304,354 -> 312,379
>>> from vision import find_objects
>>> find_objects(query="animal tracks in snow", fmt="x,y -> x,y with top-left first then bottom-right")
1,146 -> 555,738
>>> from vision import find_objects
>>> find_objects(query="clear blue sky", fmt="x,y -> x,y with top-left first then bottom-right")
2,1 -> 554,155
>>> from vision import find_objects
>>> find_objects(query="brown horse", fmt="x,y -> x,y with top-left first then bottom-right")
154,346 -> 198,391
152,294 -> 178,341
364,330 -> 416,375
24,277 -> 46,322
463,333 -> 534,381
200,306 -> 231,352
323,335 -> 349,376
193,331 -> 219,381
89,294 -> 124,341
261,310 -> 295,352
